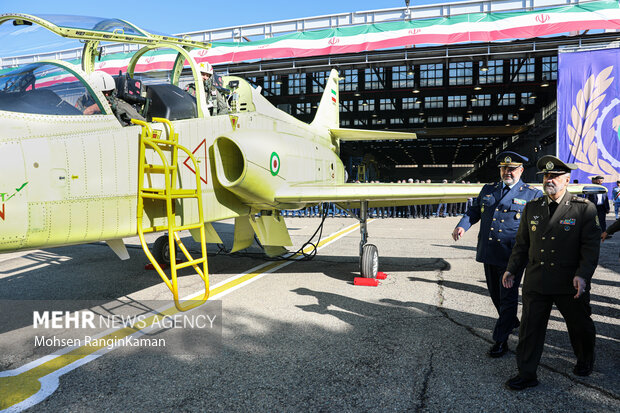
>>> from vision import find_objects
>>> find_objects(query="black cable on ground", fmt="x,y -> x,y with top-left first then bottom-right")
91,204 -> 336,262
264,203 -> 330,262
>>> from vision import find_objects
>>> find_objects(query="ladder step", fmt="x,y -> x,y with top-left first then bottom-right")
170,189 -> 199,196
176,257 -> 207,270
144,165 -> 177,173
148,138 -> 177,145
174,223 -> 204,231
139,189 -> 198,200
140,223 -> 204,234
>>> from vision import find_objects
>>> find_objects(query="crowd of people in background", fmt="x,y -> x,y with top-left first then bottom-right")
281,179 -> 477,218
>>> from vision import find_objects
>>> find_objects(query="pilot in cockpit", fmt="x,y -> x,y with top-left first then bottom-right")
78,71 -> 146,125
185,62 -> 229,116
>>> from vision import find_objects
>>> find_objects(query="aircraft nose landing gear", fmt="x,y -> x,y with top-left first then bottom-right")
358,200 -> 379,278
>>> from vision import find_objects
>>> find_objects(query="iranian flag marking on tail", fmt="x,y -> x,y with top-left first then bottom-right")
331,89 -> 337,104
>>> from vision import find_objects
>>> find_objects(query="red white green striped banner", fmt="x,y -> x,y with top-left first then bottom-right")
55,0 -> 620,74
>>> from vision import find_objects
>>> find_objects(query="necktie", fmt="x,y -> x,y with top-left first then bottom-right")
549,201 -> 558,217
502,185 -> 509,197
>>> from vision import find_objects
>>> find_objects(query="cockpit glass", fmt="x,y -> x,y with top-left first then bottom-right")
36,15 -> 147,37
0,63 -> 96,116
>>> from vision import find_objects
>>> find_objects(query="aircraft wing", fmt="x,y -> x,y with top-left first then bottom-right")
330,128 -> 416,141
275,183 -> 608,209
275,183 -> 483,208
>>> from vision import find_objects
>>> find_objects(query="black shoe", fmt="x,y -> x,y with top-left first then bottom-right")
505,375 -> 539,391
573,360 -> 593,377
488,340 -> 508,358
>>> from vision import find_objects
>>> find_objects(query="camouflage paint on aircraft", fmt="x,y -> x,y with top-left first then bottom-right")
0,182 -> 28,221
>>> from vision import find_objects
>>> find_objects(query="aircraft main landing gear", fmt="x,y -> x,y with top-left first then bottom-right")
357,200 -> 379,278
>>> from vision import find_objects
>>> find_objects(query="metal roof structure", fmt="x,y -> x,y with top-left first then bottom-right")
1,0 -> 617,182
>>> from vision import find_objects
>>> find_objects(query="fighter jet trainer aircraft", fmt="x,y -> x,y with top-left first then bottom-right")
0,14 -> 604,310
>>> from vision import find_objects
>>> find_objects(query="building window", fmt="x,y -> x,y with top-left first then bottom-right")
489,114 -> 503,121
420,63 -> 443,87
479,60 -> 503,84
392,65 -> 415,88
296,102 -> 311,115
288,73 -> 306,95
498,93 -> 516,106
472,94 -> 492,107
447,115 -> 464,122
521,92 -> 535,105
359,100 -> 375,112
447,95 -> 467,108
371,118 -> 386,125
468,114 -> 483,121
340,100 -> 355,113
311,71 -> 329,93
246,76 -> 259,87
448,61 -> 473,85
364,67 -> 385,90
379,98 -> 395,111
542,56 -> 558,81
511,58 -> 535,82
402,97 -> 421,110
427,116 -> 443,123
410,116 -> 424,124
263,75 -> 281,96
339,69 -> 358,92
353,118 -> 367,126
391,118 -> 404,125
425,96 -> 444,109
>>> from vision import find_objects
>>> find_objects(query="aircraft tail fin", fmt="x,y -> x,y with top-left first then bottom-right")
310,69 -> 340,130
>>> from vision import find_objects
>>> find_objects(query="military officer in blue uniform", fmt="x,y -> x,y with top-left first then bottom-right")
452,151 -> 543,357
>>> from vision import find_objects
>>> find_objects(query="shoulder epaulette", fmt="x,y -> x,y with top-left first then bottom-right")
533,196 -> 544,202
571,196 -> 587,203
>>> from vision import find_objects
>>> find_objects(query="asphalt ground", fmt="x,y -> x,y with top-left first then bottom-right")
0,215 -> 618,412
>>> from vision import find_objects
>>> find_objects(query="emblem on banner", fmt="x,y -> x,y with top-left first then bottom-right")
567,66 -> 619,181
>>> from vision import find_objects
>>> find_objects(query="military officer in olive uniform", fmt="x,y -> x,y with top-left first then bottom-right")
503,155 -> 600,391
453,151 -> 542,358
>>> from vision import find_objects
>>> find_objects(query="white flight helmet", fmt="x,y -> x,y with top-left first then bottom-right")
198,62 -> 213,75
90,70 -> 116,93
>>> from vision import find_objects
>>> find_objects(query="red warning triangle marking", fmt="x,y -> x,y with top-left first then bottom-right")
183,139 -> 208,185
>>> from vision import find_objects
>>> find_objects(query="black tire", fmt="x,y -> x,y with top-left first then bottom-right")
152,235 -> 171,264
360,243 -> 379,278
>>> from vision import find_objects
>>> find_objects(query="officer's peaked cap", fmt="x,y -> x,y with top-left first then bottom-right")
497,151 -> 527,167
536,155 -> 577,174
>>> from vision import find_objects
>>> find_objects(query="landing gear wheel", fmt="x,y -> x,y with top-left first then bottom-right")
360,243 -> 379,278
152,235 -> 171,265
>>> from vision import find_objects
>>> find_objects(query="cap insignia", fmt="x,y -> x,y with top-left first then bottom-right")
505,156 -> 512,163
545,161 -> 554,170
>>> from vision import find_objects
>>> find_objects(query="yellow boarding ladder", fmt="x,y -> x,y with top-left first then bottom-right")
133,117 -> 209,312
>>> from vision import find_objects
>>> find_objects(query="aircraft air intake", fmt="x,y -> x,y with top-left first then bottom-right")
213,136 -> 245,185
213,133 -> 280,207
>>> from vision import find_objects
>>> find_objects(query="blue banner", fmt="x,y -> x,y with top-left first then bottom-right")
558,48 -> 620,191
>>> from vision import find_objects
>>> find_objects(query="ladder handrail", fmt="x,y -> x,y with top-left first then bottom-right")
133,118 -> 210,312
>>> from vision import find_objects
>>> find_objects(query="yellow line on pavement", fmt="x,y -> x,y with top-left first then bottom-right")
0,220 -> 364,411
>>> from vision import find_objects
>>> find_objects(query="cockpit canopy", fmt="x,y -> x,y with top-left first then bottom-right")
0,62 -> 99,116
